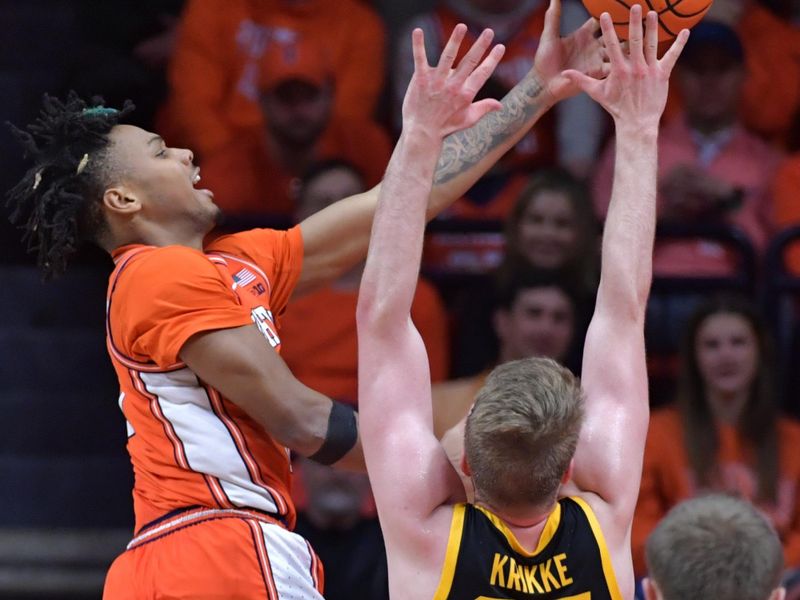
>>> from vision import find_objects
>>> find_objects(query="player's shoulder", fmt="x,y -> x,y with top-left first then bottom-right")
206,227 -> 293,257
118,245 -> 221,288
132,244 -> 213,269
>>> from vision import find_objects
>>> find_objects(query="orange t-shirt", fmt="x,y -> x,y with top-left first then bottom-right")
163,0 -> 386,156
201,119 -> 392,216
106,227 -> 303,532
633,407 -> 800,575
280,278 -> 450,405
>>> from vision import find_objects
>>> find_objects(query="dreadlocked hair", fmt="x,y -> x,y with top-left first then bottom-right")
5,91 -> 135,279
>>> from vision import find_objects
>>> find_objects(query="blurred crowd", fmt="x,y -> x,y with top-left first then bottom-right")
4,0 -> 800,598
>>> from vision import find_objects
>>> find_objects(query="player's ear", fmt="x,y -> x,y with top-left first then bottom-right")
461,453 -> 472,477
642,577 -> 661,600
103,186 -> 142,216
560,459 -> 574,484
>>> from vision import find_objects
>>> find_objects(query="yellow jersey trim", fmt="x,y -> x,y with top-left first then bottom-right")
433,504 -> 467,600
570,496 -> 623,600
478,594 -> 590,600
475,501 -> 562,557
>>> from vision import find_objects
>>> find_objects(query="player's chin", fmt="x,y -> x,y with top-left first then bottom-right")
210,204 -> 224,227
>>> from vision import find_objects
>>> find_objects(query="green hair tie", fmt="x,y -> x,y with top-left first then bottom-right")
82,106 -> 118,117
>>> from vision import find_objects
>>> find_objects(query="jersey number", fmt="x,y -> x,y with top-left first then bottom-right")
251,306 -> 281,348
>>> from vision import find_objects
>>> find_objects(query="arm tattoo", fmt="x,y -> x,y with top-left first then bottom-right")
433,74 -> 548,185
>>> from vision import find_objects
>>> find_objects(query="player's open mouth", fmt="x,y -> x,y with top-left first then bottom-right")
192,168 -> 201,186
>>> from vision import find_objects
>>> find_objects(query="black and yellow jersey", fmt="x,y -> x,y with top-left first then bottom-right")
433,496 -> 622,600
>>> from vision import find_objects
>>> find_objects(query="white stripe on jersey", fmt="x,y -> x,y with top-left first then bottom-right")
258,522 -> 323,600
140,369 -> 280,515
118,392 -> 135,437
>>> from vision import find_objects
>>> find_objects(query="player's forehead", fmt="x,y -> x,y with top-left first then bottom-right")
516,286 -> 572,310
107,124 -> 163,159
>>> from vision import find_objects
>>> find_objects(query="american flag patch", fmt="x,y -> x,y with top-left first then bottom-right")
233,268 -> 257,286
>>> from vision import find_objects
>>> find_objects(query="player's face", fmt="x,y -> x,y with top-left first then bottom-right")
678,55 -> 744,126
495,287 -> 575,362
695,312 -> 759,404
261,81 -> 332,147
107,124 -> 219,233
295,167 -> 365,221
517,190 -> 579,270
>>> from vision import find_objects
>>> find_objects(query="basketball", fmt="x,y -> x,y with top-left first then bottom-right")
581,0 -> 714,41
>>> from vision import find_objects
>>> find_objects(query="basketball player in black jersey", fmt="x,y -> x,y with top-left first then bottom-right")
356,4 -> 689,599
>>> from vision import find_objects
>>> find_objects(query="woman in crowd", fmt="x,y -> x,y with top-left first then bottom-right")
499,167 -> 599,295
633,296 -> 800,578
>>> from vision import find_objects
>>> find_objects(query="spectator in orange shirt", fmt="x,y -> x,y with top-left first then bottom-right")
198,42 -> 392,217
163,0 -> 386,158
593,21 -> 781,277
633,296 -> 800,580
280,160 -> 450,404
665,0 -> 800,147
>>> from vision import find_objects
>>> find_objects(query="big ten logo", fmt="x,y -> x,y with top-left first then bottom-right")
250,282 -> 267,296
251,306 -> 281,348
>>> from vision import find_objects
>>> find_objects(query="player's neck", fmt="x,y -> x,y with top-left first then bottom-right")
477,500 -> 552,529
477,500 -> 556,552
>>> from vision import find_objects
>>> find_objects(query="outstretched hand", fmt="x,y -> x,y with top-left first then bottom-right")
562,6 -> 689,127
534,0 -> 608,102
402,24 -> 506,139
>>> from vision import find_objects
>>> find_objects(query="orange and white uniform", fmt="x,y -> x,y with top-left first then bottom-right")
102,227 -> 324,599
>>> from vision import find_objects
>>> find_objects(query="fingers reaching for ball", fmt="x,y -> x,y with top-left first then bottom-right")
627,4 -> 645,66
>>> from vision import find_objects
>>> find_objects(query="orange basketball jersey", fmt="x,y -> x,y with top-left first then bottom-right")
106,227 -> 304,534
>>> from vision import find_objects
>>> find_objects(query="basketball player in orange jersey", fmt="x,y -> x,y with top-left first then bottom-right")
5,2 -> 607,597
357,6 -> 689,600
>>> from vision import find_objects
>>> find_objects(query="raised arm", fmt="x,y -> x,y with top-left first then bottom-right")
356,26 -> 504,552
294,0 -> 606,297
560,8 -> 688,530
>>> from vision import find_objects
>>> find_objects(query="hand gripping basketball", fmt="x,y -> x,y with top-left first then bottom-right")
401,25 -> 506,139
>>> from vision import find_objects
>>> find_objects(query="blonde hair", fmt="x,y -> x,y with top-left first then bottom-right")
465,357 -> 584,509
